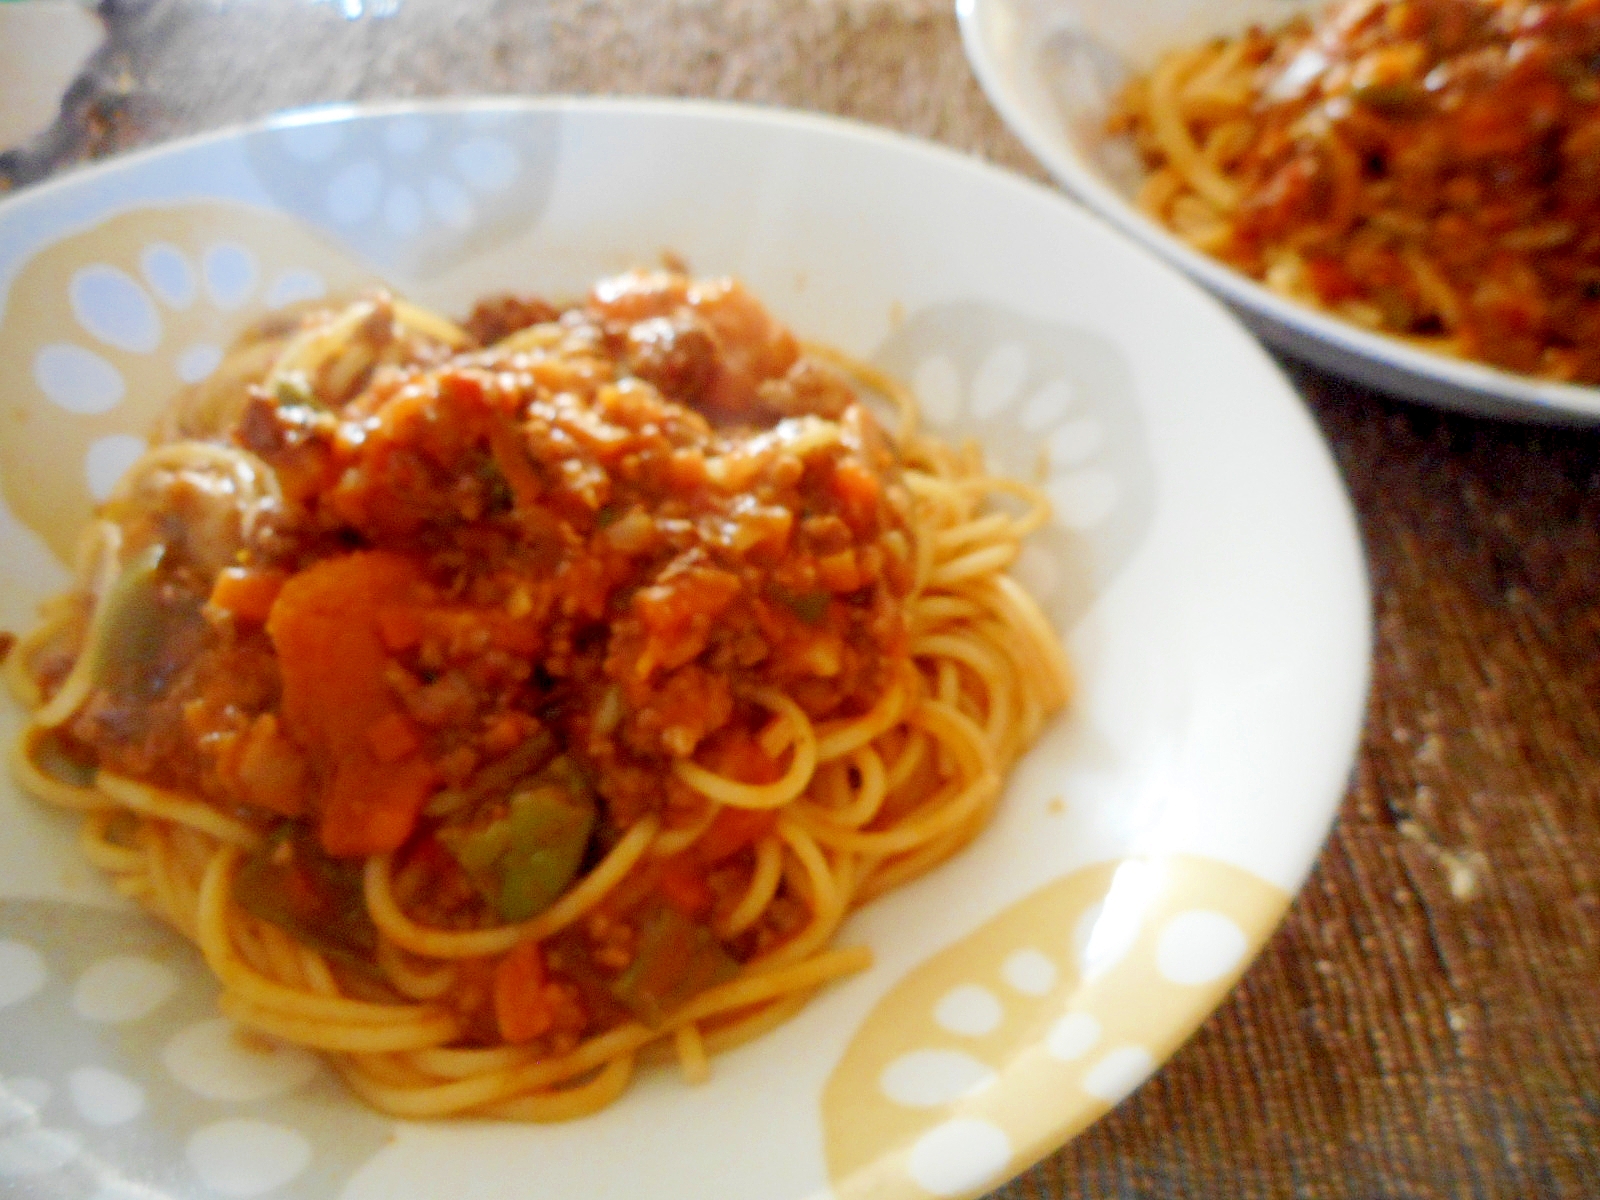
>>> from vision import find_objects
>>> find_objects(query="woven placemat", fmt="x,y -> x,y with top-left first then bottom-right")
13,1 -> 1600,1195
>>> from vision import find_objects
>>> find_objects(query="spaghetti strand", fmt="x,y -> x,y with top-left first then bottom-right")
7,272 -> 1070,1121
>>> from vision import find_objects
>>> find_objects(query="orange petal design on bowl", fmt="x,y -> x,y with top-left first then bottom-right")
824,854 -> 1287,1200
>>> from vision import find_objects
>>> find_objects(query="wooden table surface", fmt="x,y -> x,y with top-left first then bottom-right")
8,1 -> 1598,1196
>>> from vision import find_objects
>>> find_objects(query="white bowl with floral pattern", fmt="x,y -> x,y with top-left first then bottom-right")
0,98 -> 1368,1200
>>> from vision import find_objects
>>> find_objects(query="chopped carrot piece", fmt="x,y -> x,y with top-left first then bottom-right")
701,728 -> 782,784
831,456 -> 881,522
266,550 -> 439,857
318,749 -> 437,858
636,567 -> 742,636
231,713 -> 309,817
658,859 -> 715,920
494,939 -> 556,1044
695,806 -> 778,864
208,567 -> 289,623
375,606 -> 426,651
366,711 -> 421,763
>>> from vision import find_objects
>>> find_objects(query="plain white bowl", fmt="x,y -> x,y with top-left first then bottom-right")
958,0 -> 1600,422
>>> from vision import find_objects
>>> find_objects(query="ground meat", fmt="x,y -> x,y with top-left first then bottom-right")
463,294 -> 562,346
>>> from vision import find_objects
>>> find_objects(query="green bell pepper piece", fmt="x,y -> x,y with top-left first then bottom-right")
86,542 -> 204,700
441,756 -> 597,922
233,823 -> 379,972
609,903 -> 740,1028
89,542 -> 166,694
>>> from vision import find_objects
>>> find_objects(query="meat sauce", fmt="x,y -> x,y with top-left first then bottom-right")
50,270 -> 917,1044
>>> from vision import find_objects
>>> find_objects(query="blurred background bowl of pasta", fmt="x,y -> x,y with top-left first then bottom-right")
959,0 -> 1600,422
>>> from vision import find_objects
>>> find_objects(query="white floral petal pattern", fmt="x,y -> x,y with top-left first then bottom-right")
0,900 -> 389,1199
875,302 -> 1156,632
244,109 -> 562,282
0,202 -> 379,565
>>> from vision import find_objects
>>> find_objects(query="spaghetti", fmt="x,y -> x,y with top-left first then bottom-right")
6,268 -> 1069,1120
1111,0 -> 1600,383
